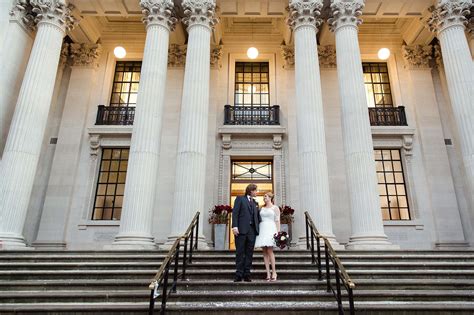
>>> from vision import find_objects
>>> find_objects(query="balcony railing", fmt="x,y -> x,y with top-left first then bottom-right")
224,105 -> 280,125
96,105 -> 135,125
368,106 -> 407,126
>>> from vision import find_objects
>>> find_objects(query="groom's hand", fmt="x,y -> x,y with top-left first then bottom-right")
232,227 -> 239,236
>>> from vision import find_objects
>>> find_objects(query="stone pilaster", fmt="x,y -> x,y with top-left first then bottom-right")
329,0 -> 396,249
0,0 -> 76,249
428,0 -> 474,207
34,43 -> 102,249
288,0 -> 339,246
168,0 -> 217,243
111,0 -> 177,249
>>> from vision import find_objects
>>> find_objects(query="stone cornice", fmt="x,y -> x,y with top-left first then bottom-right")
287,0 -> 323,31
69,43 -> 102,68
328,0 -> 365,32
182,0 -> 218,30
31,0 -> 77,33
402,45 -> 433,69
427,0 -> 472,33
139,0 -> 177,31
318,45 -> 337,68
9,0 -> 36,32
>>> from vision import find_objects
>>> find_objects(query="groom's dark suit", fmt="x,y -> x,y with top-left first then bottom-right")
232,195 -> 261,279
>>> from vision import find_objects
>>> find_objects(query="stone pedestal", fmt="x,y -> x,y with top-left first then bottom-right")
111,0 -> 177,250
0,0 -> 75,249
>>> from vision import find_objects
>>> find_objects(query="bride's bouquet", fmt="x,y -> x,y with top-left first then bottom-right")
273,231 -> 290,249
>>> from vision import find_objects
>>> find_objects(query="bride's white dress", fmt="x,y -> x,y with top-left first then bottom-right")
255,206 -> 279,248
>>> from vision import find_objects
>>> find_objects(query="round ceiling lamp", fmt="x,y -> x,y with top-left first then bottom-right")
247,47 -> 259,59
114,46 -> 127,59
378,48 -> 391,60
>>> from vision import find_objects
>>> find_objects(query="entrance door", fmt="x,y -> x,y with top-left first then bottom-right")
229,160 -> 273,250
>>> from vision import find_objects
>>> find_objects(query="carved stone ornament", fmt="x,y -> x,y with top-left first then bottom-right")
468,7 -> 474,35
287,0 -> 323,31
318,45 -> 337,68
58,42 -> 69,68
182,0 -> 218,30
402,135 -> 414,160
31,0 -> 77,32
168,44 -> 187,67
402,45 -> 433,69
210,44 -> 223,68
140,0 -> 177,31
69,43 -> 102,68
89,134 -> 101,160
281,45 -> 295,69
328,0 -> 365,32
427,0 -> 472,33
433,44 -> 444,68
10,0 -> 36,31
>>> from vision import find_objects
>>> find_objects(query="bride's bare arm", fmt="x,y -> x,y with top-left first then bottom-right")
274,206 -> 281,232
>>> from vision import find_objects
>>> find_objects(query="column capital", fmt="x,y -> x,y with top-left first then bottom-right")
9,0 -> 36,32
58,42 -> 69,68
168,44 -> 187,67
69,43 -> 102,68
318,45 -> 337,68
140,0 -> 177,31
182,0 -> 218,30
328,0 -> 365,32
402,45 -> 433,69
287,0 -> 323,31
31,0 -> 77,33
427,0 -> 472,33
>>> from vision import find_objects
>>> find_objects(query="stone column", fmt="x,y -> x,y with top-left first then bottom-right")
34,43 -> 102,249
168,0 -> 217,241
0,0 -> 15,50
0,0 -> 35,158
288,0 -> 339,246
111,0 -> 177,249
428,0 -> 474,207
0,0 -> 75,249
329,0 -> 395,249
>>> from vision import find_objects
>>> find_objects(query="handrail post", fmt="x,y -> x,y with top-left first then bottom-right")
325,244 -> 331,293
310,226 -> 315,265
335,264 -> 343,315
348,287 -> 355,315
316,236 -> 322,281
305,215 -> 309,250
189,228 -> 194,264
172,242 -> 180,293
195,214 -> 199,250
182,237 -> 188,280
149,287 -> 155,315
160,263 -> 170,315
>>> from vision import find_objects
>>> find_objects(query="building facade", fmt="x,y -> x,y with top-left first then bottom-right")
0,0 -> 473,250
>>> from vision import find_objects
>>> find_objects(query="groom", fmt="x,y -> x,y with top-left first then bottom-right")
232,184 -> 261,282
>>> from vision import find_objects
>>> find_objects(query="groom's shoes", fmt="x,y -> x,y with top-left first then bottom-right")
243,276 -> 252,282
233,276 -> 243,282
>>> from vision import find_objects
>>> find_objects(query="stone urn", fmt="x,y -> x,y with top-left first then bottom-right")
214,224 -> 227,250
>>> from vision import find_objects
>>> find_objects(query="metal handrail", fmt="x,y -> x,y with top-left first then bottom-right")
304,211 -> 355,315
148,212 -> 200,315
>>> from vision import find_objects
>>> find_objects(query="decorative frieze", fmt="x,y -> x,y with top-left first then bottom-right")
318,45 -> 337,68
167,44 -> 187,67
328,0 -> 365,31
69,43 -> 102,68
280,44 -> 295,69
287,0 -> 323,31
140,0 -> 177,30
31,0 -> 77,32
210,44 -> 222,68
427,0 -> 471,33
182,0 -> 218,30
10,0 -> 36,31
402,45 -> 433,69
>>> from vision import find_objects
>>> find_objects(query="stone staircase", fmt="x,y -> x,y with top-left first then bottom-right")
0,250 -> 473,314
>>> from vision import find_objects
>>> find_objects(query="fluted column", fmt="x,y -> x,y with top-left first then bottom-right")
428,0 -> 474,206
168,0 -> 217,240
111,0 -> 177,249
329,0 -> 395,249
0,0 -> 36,157
0,0 -> 75,249
288,0 -> 338,245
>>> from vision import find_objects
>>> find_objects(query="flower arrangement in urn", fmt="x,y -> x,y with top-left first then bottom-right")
279,205 -> 295,224
208,205 -> 233,224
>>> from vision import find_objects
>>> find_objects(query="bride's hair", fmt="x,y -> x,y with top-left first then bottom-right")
264,192 -> 274,203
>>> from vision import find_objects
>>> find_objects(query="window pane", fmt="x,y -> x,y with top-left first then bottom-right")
382,208 -> 390,220
363,62 -> 392,108
400,208 -> 410,220
390,209 -> 400,220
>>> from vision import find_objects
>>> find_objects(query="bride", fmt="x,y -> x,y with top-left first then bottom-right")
254,192 -> 280,281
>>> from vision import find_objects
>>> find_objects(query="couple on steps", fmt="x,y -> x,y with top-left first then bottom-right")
232,184 -> 281,282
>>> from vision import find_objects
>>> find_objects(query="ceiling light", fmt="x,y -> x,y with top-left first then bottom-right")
114,46 -> 126,59
378,48 -> 390,60
247,47 -> 259,59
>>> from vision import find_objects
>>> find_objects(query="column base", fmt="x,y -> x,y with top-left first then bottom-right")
295,235 -> 345,251
105,234 -> 157,250
32,241 -> 67,250
346,235 -> 400,250
160,235 -> 210,250
0,233 -> 32,250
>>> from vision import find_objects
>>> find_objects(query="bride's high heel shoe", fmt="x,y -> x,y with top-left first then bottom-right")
270,273 -> 277,281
